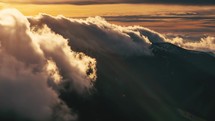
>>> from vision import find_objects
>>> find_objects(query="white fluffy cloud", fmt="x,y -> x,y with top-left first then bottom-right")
28,13 -> 215,56
165,36 -> 215,53
0,8 -> 96,121
28,15 -> 168,56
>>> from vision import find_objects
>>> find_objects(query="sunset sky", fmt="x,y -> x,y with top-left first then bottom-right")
0,0 -> 215,4
0,1 -> 214,36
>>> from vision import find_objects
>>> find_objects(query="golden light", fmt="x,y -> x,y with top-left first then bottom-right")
0,2 -> 214,17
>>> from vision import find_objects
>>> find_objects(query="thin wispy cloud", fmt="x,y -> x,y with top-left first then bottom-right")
0,0 -> 215,5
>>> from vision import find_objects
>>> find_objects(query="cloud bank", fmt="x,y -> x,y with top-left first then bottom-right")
0,8 -> 214,121
28,15 -> 167,56
28,13 -> 215,55
0,8 -> 96,121
165,36 -> 215,53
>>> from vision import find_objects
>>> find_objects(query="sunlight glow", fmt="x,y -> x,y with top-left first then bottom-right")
0,3 -> 214,17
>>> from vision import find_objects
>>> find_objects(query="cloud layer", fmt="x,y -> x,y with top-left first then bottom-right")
165,36 -> 215,53
1,0 -> 215,5
28,15 -> 167,56
28,13 -> 215,55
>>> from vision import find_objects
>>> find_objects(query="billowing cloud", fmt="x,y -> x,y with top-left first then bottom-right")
0,8 -> 96,121
28,15 -> 167,56
165,36 -> 215,53
28,13 -> 215,55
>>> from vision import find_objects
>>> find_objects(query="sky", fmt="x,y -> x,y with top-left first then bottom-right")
0,0 -> 215,4
0,1 -> 214,36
